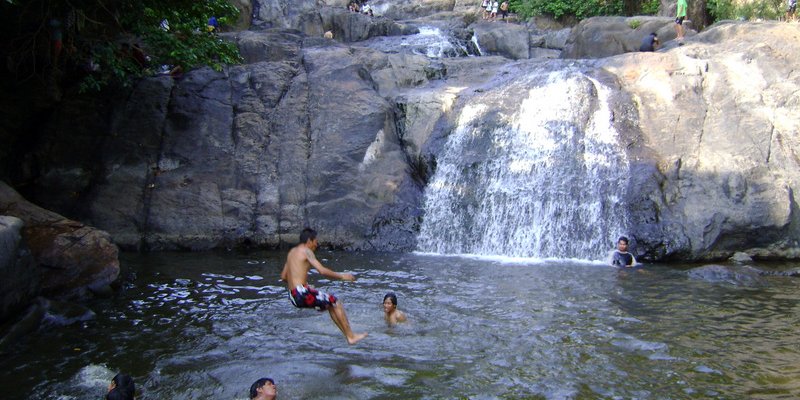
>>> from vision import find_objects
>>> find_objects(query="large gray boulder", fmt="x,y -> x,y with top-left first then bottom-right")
0,182 -> 119,299
366,0 -> 457,19
225,29 -> 304,64
472,21 -> 530,59
562,16 -> 693,59
0,216 -> 37,323
318,7 -> 418,42
229,0 -> 254,31
252,1 -> 417,41
601,21 -> 800,260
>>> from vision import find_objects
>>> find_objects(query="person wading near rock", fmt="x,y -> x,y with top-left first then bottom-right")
674,0 -> 688,45
481,0 -> 490,20
608,236 -> 638,268
639,32 -> 660,52
281,228 -> 368,345
500,1 -> 510,21
787,0 -> 797,21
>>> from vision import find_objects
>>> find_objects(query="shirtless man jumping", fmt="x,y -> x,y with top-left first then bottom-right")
281,228 -> 368,344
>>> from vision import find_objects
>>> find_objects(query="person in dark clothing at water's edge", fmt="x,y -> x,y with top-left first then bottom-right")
608,236 -> 637,268
639,32 -> 660,52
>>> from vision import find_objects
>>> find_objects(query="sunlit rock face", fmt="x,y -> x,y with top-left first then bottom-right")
602,21 -> 800,260
13,11 -> 800,261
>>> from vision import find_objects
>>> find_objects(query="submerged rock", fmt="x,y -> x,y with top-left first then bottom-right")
686,264 -> 765,286
729,252 -> 753,263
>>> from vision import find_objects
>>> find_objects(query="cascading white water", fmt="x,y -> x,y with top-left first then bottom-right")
416,69 -> 631,260
470,33 -> 483,56
358,26 -> 471,58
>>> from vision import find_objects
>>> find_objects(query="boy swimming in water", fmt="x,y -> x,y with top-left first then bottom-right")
383,292 -> 407,325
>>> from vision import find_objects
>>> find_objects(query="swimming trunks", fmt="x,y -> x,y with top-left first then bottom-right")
289,285 -> 337,311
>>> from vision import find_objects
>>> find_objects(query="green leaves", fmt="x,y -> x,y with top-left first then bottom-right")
509,0 -> 652,20
3,0 -> 243,92
707,0 -> 784,21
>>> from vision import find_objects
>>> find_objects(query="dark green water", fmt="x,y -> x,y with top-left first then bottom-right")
2,251 -> 800,399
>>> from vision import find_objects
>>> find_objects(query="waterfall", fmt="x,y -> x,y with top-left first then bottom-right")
471,33 -> 483,56
416,70 -> 631,261
359,26 -> 473,58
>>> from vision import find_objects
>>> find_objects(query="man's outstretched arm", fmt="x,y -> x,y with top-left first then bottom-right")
305,248 -> 356,281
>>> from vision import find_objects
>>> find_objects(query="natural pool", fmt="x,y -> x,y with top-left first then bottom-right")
3,251 -> 800,399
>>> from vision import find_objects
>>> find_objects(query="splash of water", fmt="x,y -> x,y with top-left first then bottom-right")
417,70 -> 630,260
359,26 -> 471,58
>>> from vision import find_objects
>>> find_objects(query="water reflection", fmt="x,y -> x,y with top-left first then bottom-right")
2,252 -> 800,399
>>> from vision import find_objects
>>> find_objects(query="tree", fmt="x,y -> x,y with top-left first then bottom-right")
507,0 -> 661,20
1,0 -> 242,92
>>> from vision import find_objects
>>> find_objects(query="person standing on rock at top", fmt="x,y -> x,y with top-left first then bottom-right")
500,1 -> 510,21
675,0 -> 688,44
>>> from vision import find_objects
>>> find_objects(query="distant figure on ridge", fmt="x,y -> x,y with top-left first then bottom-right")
249,377 -> 277,400
639,32 -> 660,52
281,228 -> 368,344
787,0 -> 797,21
608,236 -> 638,268
500,1 -> 510,21
674,0 -> 688,45
383,292 -> 407,325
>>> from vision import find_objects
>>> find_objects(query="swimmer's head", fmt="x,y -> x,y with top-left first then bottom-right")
249,377 -> 276,399
299,228 -> 317,244
106,373 -> 135,400
617,236 -> 629,251
384,292 -> 398,306
383,292 -> 398,314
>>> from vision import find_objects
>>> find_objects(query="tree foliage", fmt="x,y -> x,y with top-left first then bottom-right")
508,0 -> 661,20
707,0 -> 785,21
1,0 -> 242,92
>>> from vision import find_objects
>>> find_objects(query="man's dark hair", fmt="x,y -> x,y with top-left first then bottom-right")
106,373 -> 135,400
651,32 -> 658,37
384,292 -> 398,306
249,378 -> 275,399
299,228 -> 317,244
618,236 -> 629,244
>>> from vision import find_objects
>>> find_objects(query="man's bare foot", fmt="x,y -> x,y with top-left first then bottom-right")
347,332 -> 368,345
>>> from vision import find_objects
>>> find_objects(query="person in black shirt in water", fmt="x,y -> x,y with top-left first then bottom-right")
608,236 -> 637,268
639,32 -> 660,52
106,373 -> 135,400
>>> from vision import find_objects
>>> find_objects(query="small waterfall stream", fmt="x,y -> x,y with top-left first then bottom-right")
358,26 -> 475,57
417,69 -> 630,260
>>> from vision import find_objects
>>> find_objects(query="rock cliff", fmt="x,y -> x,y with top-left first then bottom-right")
3,0 -> 800,261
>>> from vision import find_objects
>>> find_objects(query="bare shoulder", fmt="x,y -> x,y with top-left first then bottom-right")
303,247 -> 317,261
396,310 -> 408,322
